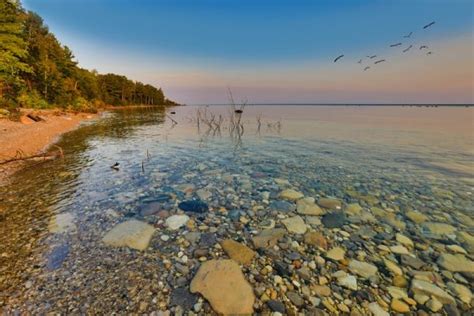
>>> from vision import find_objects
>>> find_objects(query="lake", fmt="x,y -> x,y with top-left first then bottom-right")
1,105 -> 473,314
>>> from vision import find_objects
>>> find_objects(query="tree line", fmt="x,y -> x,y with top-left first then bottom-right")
0,0 -> 177,112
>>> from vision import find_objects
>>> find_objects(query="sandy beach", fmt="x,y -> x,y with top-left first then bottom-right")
0,110 -> 97,183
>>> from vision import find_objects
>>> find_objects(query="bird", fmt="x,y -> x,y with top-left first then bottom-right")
374,59 -> 386,64
111,162 -> 120,170
402,45 -> 413,53
419,45 -> 428,50
403,32 -> 413,38
390,43 -> 402,47
368,55 -> 377,59
423,21 -> 435,29
357,59 -> 363,64
334,55 -> 344,62
426,51 -> 433,55
364,66 -> 370,71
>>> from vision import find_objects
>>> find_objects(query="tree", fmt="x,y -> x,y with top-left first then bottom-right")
0,0 -> 31,101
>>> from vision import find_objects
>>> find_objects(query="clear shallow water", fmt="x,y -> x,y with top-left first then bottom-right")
1,106 -> 473,313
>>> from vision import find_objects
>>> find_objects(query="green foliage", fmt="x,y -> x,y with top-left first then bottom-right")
0,0 -> 177,110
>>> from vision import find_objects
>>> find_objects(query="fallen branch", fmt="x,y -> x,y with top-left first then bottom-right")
0,146 -> 64,165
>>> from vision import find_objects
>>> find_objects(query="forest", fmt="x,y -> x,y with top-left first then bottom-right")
0,0 -> 177,112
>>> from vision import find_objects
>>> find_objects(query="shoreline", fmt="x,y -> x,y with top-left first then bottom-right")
0,109 -> 98,184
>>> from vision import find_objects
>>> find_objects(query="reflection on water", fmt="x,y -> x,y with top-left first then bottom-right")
1,106 -> 473,313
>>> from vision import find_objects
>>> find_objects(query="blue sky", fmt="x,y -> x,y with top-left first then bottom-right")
23,0 -> 474,104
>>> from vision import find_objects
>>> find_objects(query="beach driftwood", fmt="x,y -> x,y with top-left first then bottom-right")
26,113 -> 45,122
0,146 -> 63,166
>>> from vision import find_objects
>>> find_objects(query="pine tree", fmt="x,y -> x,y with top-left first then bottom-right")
0,0 -> 31,101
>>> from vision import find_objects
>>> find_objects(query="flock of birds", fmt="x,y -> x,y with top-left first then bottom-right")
334,21 -> 436,71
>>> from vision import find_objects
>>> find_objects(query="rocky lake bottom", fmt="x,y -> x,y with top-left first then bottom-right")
0,106 -> 473,315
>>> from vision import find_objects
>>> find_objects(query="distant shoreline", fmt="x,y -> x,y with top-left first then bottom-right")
190,103 -> 474,107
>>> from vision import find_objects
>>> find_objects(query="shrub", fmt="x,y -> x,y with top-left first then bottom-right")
16,91 -> 50,109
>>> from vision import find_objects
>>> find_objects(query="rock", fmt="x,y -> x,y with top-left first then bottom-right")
446,244 -> 467,254
384,259 -> 403,276
170,287 -> 198,310
199,233 -> 217,247
405,211 -> 428,224
389,245 -> 410,255
178,200 -> 208,213
196,189 -> 212,200
391,299 -> 410,313
321,212 -> 346,228
297,266 -> 312,280
345,203 -> 362,215
348,260 -> 378,278
444,304 -> 460,316
368,302 -> 389,316
48,212 -> 76,233
304,231 -> 328,249
410,279 -> 455,304
395,233 -> 414,248
279,189 -> 304,201
446,282 -> 472,304
269,200 -> 296,212
297,197 -> 324,215
426,297 -> 443,312
326,247 -> 345,261
140,202 -> 162,216
287,291 -> 304,307
166,215 -> 190,230
102,220 -> 155,251
267,300 -> 286,313
46,243 -> 69,270
190,260 -> 254,315
392,275 -> 408,288
282,216 -> 307,234
220,239 -> 256,265
318,198 -> 342,209
337,275 -> 358,290
421,222 -> 456,238
252,228 -> 286,248
184,232 -> 201,243
400,255 -> 425,269
387,286 -> 408,299
437,254 -> 474,273
457,231 -> 474,253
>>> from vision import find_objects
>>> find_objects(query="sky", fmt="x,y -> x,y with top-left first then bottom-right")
22,0 -> 474,104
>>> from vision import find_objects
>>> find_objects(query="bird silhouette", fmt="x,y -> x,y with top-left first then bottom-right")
402,45 -> 413,53
390,43 -> 402,47
419,45 -> 428,50
426,51 -> 433,55
423,21 -> 435,29
334,55 -> 344,62
364,66 -> 370,71
403,32 -> 413,38
374,59 -> 386,64
357,59 -> 362,64
111,162 -> 120,170
367,55 -> 377,59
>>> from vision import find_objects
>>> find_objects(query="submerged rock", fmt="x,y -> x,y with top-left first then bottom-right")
102,220 -> 155,251
165,214 -> 189,230
326,247 -> 345,261
269,200 -> 296,212
46,243 -> 70,270
252,228 -> 286,248
410,279 -> 455,304
170,287 -> 198,310
321,212 -> 346,228
348,260 -> 378,278
279,189 -> 304,201
296,197 -> 324,215
178,200 -> 208,213
220,239 -> 256,265
48,212 -> 76,233
304,231 -> 328,249
282,215 -> 307,234
318,197 -> 342,209
437,253 -> 474,273
190,259 -> 254,315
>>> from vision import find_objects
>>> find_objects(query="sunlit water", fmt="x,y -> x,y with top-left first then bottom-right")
1,105 -> 473,312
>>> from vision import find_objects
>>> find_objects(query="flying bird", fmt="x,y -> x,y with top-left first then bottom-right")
402,45 -> 413,53
419,45 -> 428,50
390,43 -> 402,47
423,21 -> 435,29
374,59 -> 386,64
426,51 -> 433,55
357,59 -> 362,64
334,55 -> 344,62
111,162 -> 120,171
367,55 -> 377,59
403,32 -> 413,38
364,66 -> 370,71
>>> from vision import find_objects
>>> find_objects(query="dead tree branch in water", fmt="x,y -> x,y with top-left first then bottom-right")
0,145 -> 64,165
